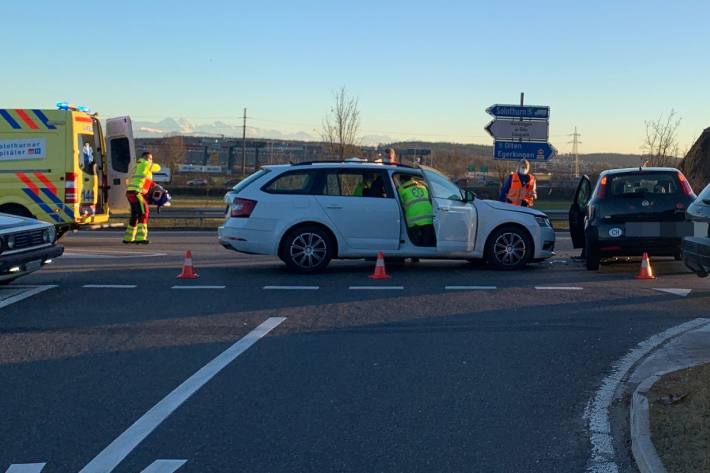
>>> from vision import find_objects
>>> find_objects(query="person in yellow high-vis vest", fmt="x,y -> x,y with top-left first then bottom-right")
123,152 -> 161,244
397,175 -> 435,246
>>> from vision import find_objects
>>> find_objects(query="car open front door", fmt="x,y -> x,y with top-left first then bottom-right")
569,175 -> 591,249
421,169 -> 477,254
105,116 -> 135,213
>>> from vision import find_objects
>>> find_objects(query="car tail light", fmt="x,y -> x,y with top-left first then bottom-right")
601,245 -> 622,252
65,172 -> 77,204
230,198 -> 257,218
594,176 -> 607,200
677,172 -> 695,197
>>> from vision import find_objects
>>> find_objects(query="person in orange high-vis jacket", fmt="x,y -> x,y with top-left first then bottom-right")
499,159 -> 537,207
123,152 -> 161,244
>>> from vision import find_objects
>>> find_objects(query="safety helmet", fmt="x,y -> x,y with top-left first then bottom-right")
146,184 -> 172,208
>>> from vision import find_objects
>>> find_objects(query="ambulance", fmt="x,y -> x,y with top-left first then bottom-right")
0,104 -> 136,236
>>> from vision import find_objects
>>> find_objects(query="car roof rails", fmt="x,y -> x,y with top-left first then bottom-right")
293,159 -> 418,169
294,160 -> 349,165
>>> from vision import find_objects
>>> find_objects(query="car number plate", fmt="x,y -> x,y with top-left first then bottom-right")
626,222 -> 694,237
24,260 -> 42,272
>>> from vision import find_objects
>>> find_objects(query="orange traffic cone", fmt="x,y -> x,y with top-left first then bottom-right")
369,251 -> 391,279
635,252 -> 656,280
177,250 -> 200,279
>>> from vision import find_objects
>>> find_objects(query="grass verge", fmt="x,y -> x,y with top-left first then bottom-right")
170,196 -> 225,208
649,362 -> 710,473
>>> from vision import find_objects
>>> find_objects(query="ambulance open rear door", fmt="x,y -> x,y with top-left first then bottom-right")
105,116 -> 135,213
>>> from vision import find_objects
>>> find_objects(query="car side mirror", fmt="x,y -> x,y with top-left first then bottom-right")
465,190 -> 476,202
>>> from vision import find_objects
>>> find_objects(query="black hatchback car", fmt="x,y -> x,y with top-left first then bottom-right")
569,167 -> 697,270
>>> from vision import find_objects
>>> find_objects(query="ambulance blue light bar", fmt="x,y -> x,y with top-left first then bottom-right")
56,102 -> 91,113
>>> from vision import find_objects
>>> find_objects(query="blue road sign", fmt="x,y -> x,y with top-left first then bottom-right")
486,104 -> 550,119
494,141 -> 557,161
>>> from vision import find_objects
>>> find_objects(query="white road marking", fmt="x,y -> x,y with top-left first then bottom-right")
77,317 -> 286,473
0,286 -> 56,310
140,459 -> 187,473
584,318 -> 710,472
654,288 -> 692,297
535,286 -> 584,290
445,285 -> 497,290
82,285 -> 137,289
62,252 -> 166,259
348,286 -> 404,290
170,285 -> 226,290
5,465 -> 46,473
263,285 -> 319,290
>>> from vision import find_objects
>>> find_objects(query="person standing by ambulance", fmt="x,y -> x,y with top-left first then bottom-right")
123,152 -> 161,244
499,159 -> 537,207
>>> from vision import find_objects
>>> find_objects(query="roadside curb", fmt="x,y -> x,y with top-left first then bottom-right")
631,373 -> 668,473
629,321 -> 710,473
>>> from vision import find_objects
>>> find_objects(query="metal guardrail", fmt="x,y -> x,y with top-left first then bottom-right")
545,210 -> 567,220
113,207 -> 225,220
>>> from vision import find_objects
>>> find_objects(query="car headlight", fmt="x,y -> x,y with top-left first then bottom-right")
6,234 -> 15,249
44,226 -> 56,243
535,216 -> 552,227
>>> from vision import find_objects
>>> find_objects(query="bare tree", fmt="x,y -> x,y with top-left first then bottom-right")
492,160 -> 512,189
321,87 -> 361,159
641,110 -> 683,167
155,135 -> 186,174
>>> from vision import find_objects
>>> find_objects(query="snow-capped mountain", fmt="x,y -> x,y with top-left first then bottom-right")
133,118 -> 393,145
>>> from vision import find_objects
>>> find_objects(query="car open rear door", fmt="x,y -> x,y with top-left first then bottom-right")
569,175 -> 591,248
105,117 -> 135,213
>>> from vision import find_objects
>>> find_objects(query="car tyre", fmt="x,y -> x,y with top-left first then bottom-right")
485,225 -> 533,270
585,237 -> 600,271
281,226 -> 333,274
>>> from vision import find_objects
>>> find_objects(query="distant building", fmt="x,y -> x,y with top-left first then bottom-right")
135,136 -> 331,174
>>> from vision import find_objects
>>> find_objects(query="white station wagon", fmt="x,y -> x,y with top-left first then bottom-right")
218,161 -> 555,273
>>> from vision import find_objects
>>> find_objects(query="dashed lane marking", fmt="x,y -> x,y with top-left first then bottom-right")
654,288 -> 692,297
263,285 -> 319,290
170,285 -> 226,290
62,251 -> 167,259
348,286 -> 404,290
5,464 -> 46,473
140,459 -> 187,473
0,285 -> 56,310
77,317 -> 286,473
83,285 -> 137,289
535,286 -> 584,290
445,285 -> 497,290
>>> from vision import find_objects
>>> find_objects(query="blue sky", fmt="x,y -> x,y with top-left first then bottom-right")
3,0 -> 708,153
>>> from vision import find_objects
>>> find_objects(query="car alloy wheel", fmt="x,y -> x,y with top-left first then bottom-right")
493,232 -> 527,267
289,232 -> 328,270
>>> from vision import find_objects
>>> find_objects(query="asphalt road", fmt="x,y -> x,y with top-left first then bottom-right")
1,231 -> 708,472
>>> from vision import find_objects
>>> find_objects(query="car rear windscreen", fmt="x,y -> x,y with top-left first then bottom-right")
233,168 -> 270,194
608,172 -> 680,197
